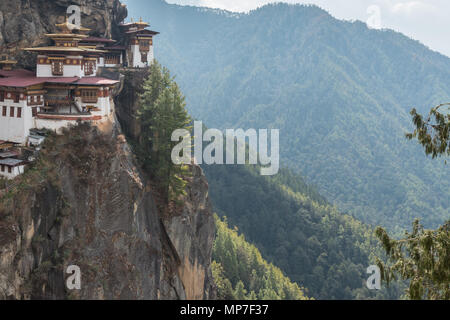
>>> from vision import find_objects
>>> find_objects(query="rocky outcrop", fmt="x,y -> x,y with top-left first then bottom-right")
162,165 -> 216,300
0,122 -> 216,300
0,0 -> 127,69
0,0 -> 216,300
114,70 -> 149,140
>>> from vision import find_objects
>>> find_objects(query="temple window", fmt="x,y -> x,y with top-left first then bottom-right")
51,61 -> 64,76
81,90 -> 98,103
105,55 -> 119,65
13,93 -> 19,103
141,52 -> 148,63
28,95 -> 38,105
2,106 -> 6,116
9,107 -> 14,117
84,62 -> 94,75
17,107 -> 22,118
139,40 -> 150,51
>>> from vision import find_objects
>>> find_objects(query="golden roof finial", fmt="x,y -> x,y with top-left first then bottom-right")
140,17 -> 143,23
131,17 -> 134,23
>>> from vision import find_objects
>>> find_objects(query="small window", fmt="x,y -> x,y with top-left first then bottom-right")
84,62 -> 94,75
32,107 -> 37,117
0,91 -> 4,102
10,106 -> 14,117
141,52 -> 148,63
2,106 -> 6,116
8,167 -> 12,174
1,165 -> 4,172
17,107 -> 22,118
81,90 -> 98,103
13,93 -> 19,103
52,61 -> 64,76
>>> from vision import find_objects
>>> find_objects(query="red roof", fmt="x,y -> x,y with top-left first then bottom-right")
0,74 -> 118,88
0,76 -> 46,87
0,69 -> 35,78
42,77 -> 80,84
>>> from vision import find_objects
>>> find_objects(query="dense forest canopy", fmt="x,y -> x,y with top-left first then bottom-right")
203,164 -> 401,300
212,215 -> 309,300
128,0 -> 450,232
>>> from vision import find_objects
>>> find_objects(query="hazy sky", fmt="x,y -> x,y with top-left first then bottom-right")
166,0 -> 450,58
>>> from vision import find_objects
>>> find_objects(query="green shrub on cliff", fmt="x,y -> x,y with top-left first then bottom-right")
137,61 -> 192,203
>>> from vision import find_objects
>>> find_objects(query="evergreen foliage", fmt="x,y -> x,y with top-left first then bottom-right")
129,0 -> 450,231
203,164 -> 400,300
137,61 -> 192,202
407,103 -> 450,159
376,105 -> 450,300
375,220 -> 449,300
212,215 -> 309,300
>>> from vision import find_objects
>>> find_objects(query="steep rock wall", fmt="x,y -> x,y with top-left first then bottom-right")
0,0 -> 127,68
0,123 -> 216,300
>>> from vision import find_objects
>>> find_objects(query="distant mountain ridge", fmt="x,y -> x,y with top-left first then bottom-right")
128,0 -> 450,232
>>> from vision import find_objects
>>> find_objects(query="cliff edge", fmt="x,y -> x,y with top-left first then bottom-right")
0,0 -> 216,300
0,122 -> 216,300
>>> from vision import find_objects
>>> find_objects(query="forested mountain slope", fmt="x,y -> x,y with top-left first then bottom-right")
204,164 -> 400,300
212,215 -> 309,300
127,0 -> 450,232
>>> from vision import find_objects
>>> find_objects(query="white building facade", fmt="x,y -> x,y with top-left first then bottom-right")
0,16 -> 158,180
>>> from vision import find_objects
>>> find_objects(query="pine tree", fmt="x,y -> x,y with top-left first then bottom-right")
406,103 -> 450,159
375,220 -> 449,300
375,103 -> 450,300
234,281 -> 247,300
137,61 -> 192,203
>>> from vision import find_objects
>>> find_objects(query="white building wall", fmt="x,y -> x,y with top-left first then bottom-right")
36,55 -> 97,77
36,64 -> 84,78
131,44 -> 151,68
0,165 -> 25,180
65,65 -> 84,78
0,100 -> 33,144
36,64 -> 53,77
35,117 -> 108,134
96,97 -> 111,116
149,45 -> 154,64
131,44 -> 140,68
35,118 -> 82,133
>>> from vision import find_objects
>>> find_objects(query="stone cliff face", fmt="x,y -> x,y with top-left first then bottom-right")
0,122 -> 216,300
0,0 -> 216,300
0,0 -> 127,68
